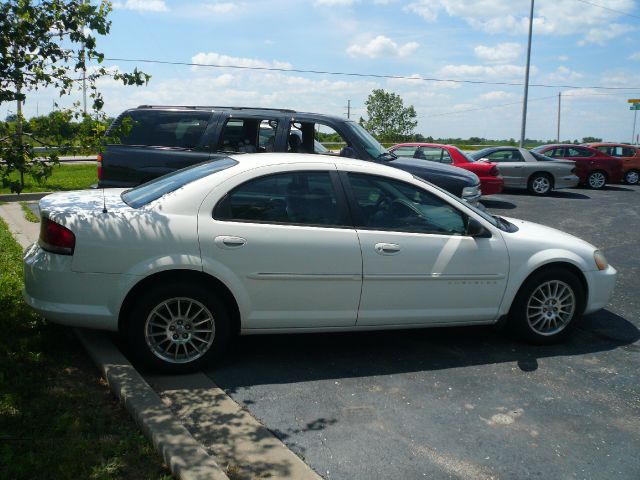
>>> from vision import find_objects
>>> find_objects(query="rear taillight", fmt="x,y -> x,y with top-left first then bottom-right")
39,218 -> 75,255
489,166 -> 500,176
97,153 -> 103,180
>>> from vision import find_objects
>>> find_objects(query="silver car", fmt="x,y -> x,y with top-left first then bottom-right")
469,147 -> 579,195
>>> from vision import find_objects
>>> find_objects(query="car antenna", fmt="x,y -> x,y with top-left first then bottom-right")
102,187 -> 108,214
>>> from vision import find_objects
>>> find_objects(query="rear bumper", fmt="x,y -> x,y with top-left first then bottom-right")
23,243 -> 130,331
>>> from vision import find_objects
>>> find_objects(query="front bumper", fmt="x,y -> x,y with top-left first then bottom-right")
583,265 -> 617,315
554,174 -> 580,190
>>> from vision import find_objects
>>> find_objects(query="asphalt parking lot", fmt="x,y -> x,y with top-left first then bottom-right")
205,185 -> 640,480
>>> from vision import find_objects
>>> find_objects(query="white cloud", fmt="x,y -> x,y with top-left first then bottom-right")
438,63 -> 536,80
202,2 -> 242,14
347,35 -> 419,58
630,52 -> 640,61
405,0 -> 636,45
474,43 -> 521,64
190,52 -> 292,71
557,55 -> 569,61
479,91 -> 516,101
314,0 -> 357,6
546,66 -> 584,83
113,0 -> 168,12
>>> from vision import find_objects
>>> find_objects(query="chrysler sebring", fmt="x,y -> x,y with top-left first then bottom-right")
23,153 -> 617,372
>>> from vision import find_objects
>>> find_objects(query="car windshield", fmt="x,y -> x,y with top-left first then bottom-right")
122,158 -> 238,208
344,121 -> 388,159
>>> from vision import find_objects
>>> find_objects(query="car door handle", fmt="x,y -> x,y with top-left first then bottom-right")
214,236 -> 247,249
374,243 -> 400,255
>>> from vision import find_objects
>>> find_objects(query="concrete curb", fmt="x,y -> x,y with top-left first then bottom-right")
75,329 -> 230,480
0,192 -> 52,202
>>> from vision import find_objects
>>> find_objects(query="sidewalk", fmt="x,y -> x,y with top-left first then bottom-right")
0,199 -> 322,480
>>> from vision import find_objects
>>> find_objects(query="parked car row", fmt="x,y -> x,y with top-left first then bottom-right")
389,141 -> 638,196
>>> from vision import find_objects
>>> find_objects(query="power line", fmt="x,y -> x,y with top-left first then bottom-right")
102,56 -> 640,91
572,0 -> 640,20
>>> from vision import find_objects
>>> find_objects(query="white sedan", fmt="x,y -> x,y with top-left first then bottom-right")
23,153 -> 617,372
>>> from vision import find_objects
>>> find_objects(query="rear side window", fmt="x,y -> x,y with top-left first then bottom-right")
111,110 -> 211,148
215,171 -> 345,227
122,158 -> 237,208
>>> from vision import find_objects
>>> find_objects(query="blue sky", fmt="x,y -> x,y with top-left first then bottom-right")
16,0 -> 640,142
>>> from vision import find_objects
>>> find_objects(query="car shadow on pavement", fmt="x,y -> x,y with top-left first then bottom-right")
209,309 -> 638,390
480,198 -> 517,209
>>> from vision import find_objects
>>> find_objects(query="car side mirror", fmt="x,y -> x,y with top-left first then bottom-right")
466,217 -> 492,238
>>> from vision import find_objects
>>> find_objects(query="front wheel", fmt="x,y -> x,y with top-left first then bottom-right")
124,283 -> 230,373
528,173 -> 552,195
586,170 -> 607,189
624,169 -> 639,185
508,268 -> 585,344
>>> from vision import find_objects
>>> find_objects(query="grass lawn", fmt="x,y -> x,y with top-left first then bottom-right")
0,164 -> 97,194
0,218 -> 171,480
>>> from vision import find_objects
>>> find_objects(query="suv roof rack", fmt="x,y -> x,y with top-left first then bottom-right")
136,105 -> 297,113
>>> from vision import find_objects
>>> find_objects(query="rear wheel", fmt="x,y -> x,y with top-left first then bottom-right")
624,169 -> 639,185
508,268 -> 585,344
528,173 -> 552,195
586,170 -> 607,189
124,282 -> 230,373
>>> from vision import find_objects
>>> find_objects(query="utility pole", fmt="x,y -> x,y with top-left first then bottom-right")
519,0 -> 535,148
556,91 -> 561,142
345,100 -> 351,119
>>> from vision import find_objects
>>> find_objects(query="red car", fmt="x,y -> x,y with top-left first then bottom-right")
389,143 -> 504,195
531,144 -> 624,189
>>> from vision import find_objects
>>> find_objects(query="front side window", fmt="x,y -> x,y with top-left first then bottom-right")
215,171 -> 344,227
486,150 -> 522,162
347,173 -> 466,235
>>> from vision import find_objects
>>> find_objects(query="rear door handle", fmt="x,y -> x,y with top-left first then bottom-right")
215,236 -> 247,249
375,243 -> 400,255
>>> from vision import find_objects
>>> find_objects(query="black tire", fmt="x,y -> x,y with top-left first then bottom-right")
586,170 -> 607,189
527,173 -> 553,196
624,169 -> 639,185
123,282 -> 230,373
508,268 -> 585,344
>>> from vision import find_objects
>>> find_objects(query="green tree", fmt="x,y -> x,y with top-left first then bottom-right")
0,0 -> 150,193
582,136 -> 602,144
360,89 -> 418,142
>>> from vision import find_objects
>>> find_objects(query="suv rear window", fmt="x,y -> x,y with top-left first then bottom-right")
122,158 -> 238,208
111,110 -> 212,148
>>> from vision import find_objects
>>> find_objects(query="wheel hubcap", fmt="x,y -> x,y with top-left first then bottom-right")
626,170 -> 639,184
527,280 -> 576,336
144,297 -> 215,364
532,177 -> 550,194
589,173 -> 606,188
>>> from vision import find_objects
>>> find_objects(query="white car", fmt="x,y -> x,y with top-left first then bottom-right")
23,153 -> 617,372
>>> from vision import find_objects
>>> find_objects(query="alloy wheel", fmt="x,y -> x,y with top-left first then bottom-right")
526,280 -> 576,336
532,176 -> 551,194
144,297 -> 216,364
588,172 -> 606,189
625,170 -> 639,185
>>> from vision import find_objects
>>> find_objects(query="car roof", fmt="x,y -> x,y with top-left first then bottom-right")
131,105 -> 349,123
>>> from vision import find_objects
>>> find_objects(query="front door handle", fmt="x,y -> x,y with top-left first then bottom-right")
375,243 -> 400,255
214,236 -> 247,249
